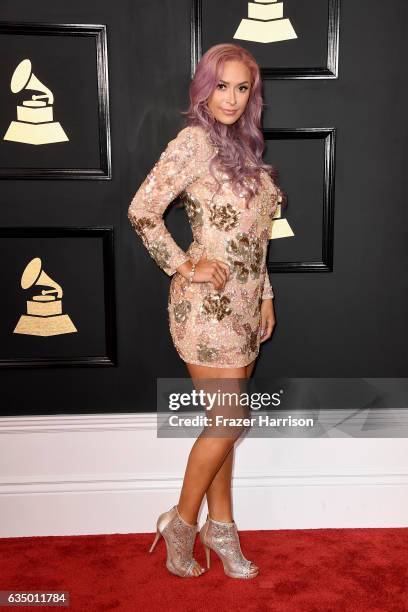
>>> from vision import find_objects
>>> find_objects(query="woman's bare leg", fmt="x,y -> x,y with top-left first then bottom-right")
176,359 -> 256,574
177,363 -> 248,523
204,358 -> 256,521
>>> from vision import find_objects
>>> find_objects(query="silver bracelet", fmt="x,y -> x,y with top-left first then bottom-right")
188,261 -> 196,284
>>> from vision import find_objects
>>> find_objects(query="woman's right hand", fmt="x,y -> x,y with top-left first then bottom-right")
179,258 -> 230,291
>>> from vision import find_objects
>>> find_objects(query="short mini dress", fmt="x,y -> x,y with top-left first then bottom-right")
127,124 -> 281,368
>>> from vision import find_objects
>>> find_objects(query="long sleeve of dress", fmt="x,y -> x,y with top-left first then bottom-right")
262,269 -> 274,300
261,183 -> 282,300
127,126 -> 202,276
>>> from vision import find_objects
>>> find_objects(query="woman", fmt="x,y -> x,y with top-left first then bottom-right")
128,43 -> 283,579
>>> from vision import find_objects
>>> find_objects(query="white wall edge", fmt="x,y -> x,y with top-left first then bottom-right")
1,413 -> 407,536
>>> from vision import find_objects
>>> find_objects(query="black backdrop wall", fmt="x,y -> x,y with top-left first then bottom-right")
0,1 -> 407,416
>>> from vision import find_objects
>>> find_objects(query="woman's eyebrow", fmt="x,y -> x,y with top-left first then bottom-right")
219,79 -> 250,85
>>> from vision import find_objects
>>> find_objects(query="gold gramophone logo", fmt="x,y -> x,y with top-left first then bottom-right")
13,257 -> 77,336
3,58 -> 69,145
234,0 -> 297,44
270,195 -> 294,240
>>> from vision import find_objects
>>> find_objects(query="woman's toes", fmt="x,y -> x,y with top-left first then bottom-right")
249,563 -> 259,576
187,560 -> 206,576
192,561 -> 204,576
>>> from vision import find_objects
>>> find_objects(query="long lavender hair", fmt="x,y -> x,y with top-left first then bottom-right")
182,43 -> 285,210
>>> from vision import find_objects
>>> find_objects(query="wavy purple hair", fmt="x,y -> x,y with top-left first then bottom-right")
181,43 -> 285,210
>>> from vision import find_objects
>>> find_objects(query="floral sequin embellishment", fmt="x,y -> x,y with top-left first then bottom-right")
209,202 -> 240,231
225,232 -> 263,283
128,215 -> 157,240
200,293 -> 232,321
182,192 -> 204,230
197,343 -> 219,363
241,323 -> 258,357
147,236 -> 172,272
174,299 -> 192,324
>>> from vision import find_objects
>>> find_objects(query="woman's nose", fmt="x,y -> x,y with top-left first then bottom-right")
227,89 -> 236,105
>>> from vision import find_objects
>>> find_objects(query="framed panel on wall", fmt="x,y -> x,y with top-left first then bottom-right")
0,227 -> 117,368
264,127 -> 336,272
0,21 -> 111,179
191,0 -> 340,79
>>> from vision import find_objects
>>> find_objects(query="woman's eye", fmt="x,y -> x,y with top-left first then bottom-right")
217,83 -> 248,92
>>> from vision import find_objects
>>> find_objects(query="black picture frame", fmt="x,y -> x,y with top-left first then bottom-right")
0,21 -> 111,179
0,226 -> 117,368
263,127 -> 336,272
191,0 -> 340,79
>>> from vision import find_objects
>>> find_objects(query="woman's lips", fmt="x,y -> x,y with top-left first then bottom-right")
222,109 -> 237,115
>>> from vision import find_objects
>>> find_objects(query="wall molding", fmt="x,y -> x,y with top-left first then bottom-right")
1,470 -> 408,496
1,409 -> 407,434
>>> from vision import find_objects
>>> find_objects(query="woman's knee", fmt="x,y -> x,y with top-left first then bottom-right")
201,421 -> 248,443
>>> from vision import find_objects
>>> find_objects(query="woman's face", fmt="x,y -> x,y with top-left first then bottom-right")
207,60 -> 251,125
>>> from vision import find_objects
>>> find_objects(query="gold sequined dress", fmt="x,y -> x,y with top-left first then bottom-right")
127,125 -> 281,368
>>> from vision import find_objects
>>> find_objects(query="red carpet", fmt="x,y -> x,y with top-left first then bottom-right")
1,527 -> 407,611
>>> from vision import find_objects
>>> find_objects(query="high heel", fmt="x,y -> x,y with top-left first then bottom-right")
149,528 -> 161,553
149,505 -> 205,577
199,514 -> 259,579
203,541 -> 211,569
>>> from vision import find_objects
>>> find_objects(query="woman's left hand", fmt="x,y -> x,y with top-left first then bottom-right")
260,298 -> 275,343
